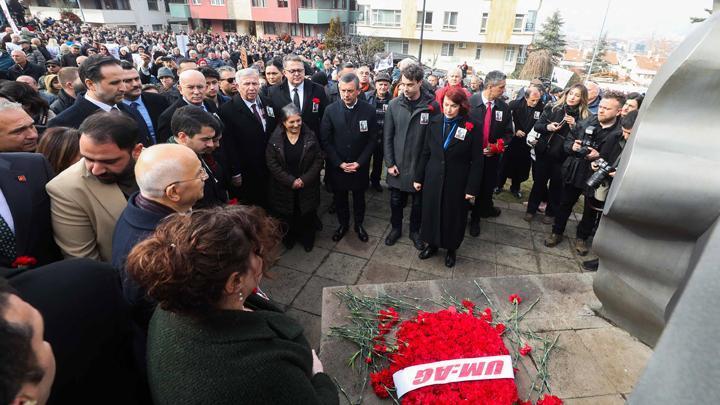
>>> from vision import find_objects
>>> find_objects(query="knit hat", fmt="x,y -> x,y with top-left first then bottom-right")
374,72 -> 391,83
157,67 -> 174,79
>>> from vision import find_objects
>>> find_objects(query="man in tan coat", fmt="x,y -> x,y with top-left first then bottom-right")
46,111 -> 143,262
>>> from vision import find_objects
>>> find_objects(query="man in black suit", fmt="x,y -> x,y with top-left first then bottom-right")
218,68 -> 269,208
47,55 -> 154,146
120,61 -> 169,145
0,152 -> 61,272
468,70 -> 514,236
266,55 -> 328,136
156,69 -> 219,143
319,73 -> 377,242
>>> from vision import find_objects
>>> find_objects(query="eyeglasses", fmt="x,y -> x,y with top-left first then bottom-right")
285,69 -> 304,75
164,167 -> 208,189
222,78 -> 235,83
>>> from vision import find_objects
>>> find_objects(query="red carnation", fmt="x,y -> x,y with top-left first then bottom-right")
495,323 -> 506,334
465,122 -> 474,132
364,355 -> 373,364
481,307 -> 493,322
312,97 -> 320,104
11,256 -> 37,268
227,198 -> 238,205
509,293 -> 522,304
518,400 -> 532,405
519,344 -> 532,356
427,103 -> 435,112
537,394 -> 563,405
461,299 -> 475,313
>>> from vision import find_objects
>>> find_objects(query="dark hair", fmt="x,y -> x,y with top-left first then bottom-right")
119,60 -> 134,70
78,111 -> 139,150
602,90 -> 626,109
400,63 -> 424,83
267,56 -> 283,72
310,70 -> 328,86
0,279 -> 44,404
177,58 -> 196,67
442,86 -> 470,116
0,81 -> 49,118
36,126 -> 80,174
78,55 -> 121,84
622,109 -> 638,130
125,205 -> 281,317
339,72 -> 359,89
341,62 -> 355,70
626,92 -> 644,109
170,105 -> 222,138
198,66 -> 220,80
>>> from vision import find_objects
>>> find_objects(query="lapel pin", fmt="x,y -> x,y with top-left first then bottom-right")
17,175 -> 27,182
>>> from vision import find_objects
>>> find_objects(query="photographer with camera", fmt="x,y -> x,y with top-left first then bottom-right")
581,109 -> 638,270
544,92 -> 626,255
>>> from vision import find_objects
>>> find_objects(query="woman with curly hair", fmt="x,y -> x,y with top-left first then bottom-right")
126,205 -> 338,405
0,81 -> 53,133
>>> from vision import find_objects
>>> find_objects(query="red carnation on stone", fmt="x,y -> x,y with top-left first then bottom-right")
481,307 -> 493,322
537,394 -> 563,405
461,299 -> 475,313
519,344 -> 532,356
312,97 -> 320,104
11,256 -> 37,268
465,122 -> 474,132
495,323 -> 506,334
509,293 -> 522,304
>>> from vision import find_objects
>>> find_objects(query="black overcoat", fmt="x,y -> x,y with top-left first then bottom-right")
468,94 -> 514,191
502,98 -> 544,182
414,114 -> 484,250
319,100 -> 377,191
267,79 -> 328,136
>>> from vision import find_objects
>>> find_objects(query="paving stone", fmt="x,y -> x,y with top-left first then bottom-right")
361,215 -> 389,237
334,235 -> 380,259
495,244 -> 539,273
408,252 -> 456,277
277,246 -> 330,273
532,231 -> 575,258
405,269 -> 443,281
576,328 -> 653,394
320,211 -> 340,228
489,209 -> 532,229
292,275 -> 343,315
465,220 -> 498,243
563,394 -> 626,405
262,265 -> 312,306
495,224 -> 535,250
538,252 -> 582,274
529,219 -> 554,233
357,259 -> 409,285
542,330 -> 616,398
365,198 -> 392,220
496,264 -> 539,277
372,242 -> 417,268
457,238 -> 496,263
314,229 -> 338,251
286,308 -> 321,351
315,252 -> 367,284
508,202 -> 526,212
452,258 -> 496,279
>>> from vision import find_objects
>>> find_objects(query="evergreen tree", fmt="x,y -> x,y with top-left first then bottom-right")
587,34 -> 609,75
531,10 -> 567,65
324,17 -> 345,51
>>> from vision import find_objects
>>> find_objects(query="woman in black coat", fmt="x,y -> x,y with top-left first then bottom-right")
525,83 -> 590,223
413,87 -> 484,268
266,104 -> 324,251
126,206 -> 339,405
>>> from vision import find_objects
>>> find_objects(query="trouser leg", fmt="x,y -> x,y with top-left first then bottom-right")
370,142 -> 383,184
334,190 -> 350,227
409,191 -> 423,233
390,188 -> 408,230
352,189 -> 366,225
552,185 -> 583,235
576,196 -> 602,240
527,158 -> 550,214
546,161 -> 564,217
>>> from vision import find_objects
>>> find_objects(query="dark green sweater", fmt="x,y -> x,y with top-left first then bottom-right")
146,295 -> 339,404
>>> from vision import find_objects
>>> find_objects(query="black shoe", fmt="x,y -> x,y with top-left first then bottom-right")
314,216 -> 323,231
327,202 -> 336,214
445,250 -> 456,268
493,187 -> 504,195
332,225 -> 348,241
469,221 -> 480,237
371,182 -> 383,192
303,243 -> 314,252
409,231 -> 425,250
582,258 -> 599,271
418,245 -> 438,260
479,207 -> 502,218
511,190 -> 522,199
355,224 -> 369,242
385,228 -> 401,246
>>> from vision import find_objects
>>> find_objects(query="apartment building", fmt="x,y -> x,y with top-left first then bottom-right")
355,0 -> 540,74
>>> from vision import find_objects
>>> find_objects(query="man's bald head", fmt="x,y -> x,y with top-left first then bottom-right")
135,144 -> 204,211
15,76 -> 38,91
178,70 -> 207,105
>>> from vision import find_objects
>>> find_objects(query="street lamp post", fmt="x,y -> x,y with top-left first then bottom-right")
586,0 -> 612,82
418,0 -> 426,63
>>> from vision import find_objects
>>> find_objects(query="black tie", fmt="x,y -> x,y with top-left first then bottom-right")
251,103 -> 264,129
293,88 -> 301,110
0,215 -> 16,262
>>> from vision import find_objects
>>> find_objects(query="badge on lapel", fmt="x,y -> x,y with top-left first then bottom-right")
454,127 -> 467,141
266,106 -> 275,117
382,104 -> 389,112
420,112 -> 429,125
17,175 -> 27,182
534,111 -> 541,119
312,97 -> 320,113
359,120 -> 368,132
495,110 -> 503,121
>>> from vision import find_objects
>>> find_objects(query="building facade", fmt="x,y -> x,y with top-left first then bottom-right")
354,0 -> 540,74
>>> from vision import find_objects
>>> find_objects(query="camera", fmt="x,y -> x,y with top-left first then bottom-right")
586,158 -> 615,189
577,125 -> 598,156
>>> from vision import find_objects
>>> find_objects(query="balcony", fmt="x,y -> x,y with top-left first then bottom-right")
28,6 -> 137,24
298,8 -> 358,24
169,3 -> 190,18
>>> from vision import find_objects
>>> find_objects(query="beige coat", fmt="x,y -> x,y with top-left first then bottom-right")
46,159 -> 127,262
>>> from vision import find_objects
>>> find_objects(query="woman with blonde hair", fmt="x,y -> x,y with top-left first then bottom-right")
43,74 -> 61,96
525,83 -> 589,223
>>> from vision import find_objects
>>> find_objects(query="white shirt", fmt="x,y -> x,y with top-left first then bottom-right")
480,93 -> 495,110
0,189 -> 15,233
288,82 -> 305,111
84,93 -> 117,112
242,97 -> 266,131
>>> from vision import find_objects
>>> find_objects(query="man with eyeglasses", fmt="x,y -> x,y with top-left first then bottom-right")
266,54 -> 328,136
218,66 -> 237,97
168,105 -> 230,208
156,69 -> 219,143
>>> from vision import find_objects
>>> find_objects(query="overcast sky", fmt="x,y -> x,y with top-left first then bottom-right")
536,0 -> 714,41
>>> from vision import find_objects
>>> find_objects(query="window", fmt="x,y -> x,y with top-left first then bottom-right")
372,9 -> 401,27
277,0 -> 287,7
152,24 -> 163,31
223,20 -> 235,32
263,22 -> 276,35
525,10 -> 537,31
441,42 -> 454,57
147,0 -> 158,10
331,0 -> 346,9
357,5 -> 369,23
504,46 -> 516,63
517,45 -> 528,64
443,11 -> 457,30
289,24 -> 299,36
384,40 -> 408,54
252,0 -> 266,6
301,0 -> 313,7
480,13 -> 488,33
475,44 -> 482,60
191,0 -> 200,5
303,24 -> 312,37
416,11 -> 432,29
103,0 -> 131,10
513,14 -> 524,32
211,0 -> 224,5
201,19 -> 212,29
37,0 -> 50,6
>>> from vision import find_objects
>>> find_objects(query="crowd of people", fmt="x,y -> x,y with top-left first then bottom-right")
0,16 -> 645,405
